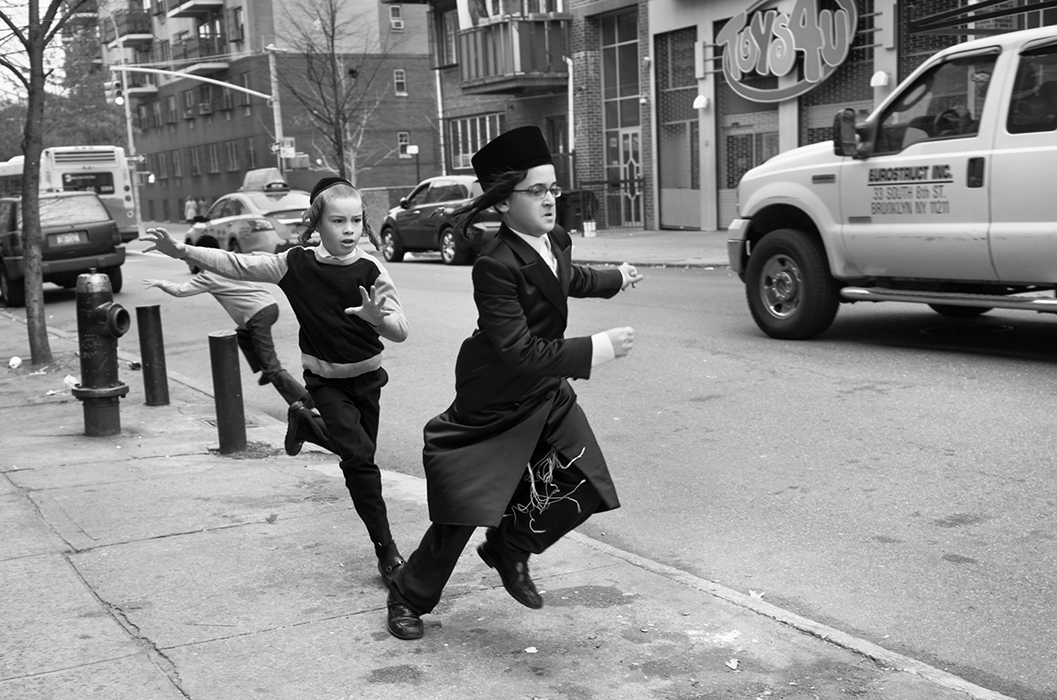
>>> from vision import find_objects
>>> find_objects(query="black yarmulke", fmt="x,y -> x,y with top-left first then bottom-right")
471,126 -> 553,190
310,177 -> 353,203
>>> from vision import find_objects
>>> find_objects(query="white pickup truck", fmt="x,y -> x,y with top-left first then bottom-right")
727,26 -> 1057,339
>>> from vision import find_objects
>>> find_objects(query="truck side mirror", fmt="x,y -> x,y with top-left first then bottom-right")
833,108 -> 858,156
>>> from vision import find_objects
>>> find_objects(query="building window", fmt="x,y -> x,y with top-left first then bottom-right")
436,10 -> 458,67
182,89 -> 195,117
225,141 -> 240,172
398,132 -> 411,157
390,5 -> 404,31
157,151 -> 169,180
394,69 -> 407,96
449,113 -> 504,170
189,147 -> 201,176
246,138 -> 257,170
229,6 -> 244,42
172,150 -> 182,177
207,143 -> 220,173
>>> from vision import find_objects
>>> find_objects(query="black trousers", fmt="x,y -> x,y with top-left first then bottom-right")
305,368 -> 393,552
390,457 -> 601,615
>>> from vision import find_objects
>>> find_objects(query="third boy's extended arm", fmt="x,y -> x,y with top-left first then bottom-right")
182,247 -> 288,285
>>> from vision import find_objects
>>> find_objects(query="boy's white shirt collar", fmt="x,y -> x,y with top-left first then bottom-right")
313,245 -> 362,262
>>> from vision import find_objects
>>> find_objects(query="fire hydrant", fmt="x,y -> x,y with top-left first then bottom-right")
71,269 -> 130,436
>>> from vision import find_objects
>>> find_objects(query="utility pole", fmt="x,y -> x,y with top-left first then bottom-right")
265,44 -> 286,174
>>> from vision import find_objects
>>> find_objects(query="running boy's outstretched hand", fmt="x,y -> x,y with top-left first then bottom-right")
618,262 -> 644,290
140,227 -> 187,260
345,284 -> 391,326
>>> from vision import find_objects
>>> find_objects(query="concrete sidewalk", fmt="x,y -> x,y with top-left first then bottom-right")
0,313 -> 1014,698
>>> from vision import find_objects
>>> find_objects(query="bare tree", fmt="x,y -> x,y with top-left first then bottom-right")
0,0 -> 95,365
277,0 -> 402,183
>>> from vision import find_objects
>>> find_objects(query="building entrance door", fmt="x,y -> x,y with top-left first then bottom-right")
598,128 -> 642,228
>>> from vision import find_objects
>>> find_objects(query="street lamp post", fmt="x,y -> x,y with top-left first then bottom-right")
407,144 -> 420,183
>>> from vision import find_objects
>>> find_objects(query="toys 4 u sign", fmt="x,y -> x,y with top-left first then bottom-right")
715,0 -> 858,103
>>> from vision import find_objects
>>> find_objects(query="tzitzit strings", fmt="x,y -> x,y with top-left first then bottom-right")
510,446 -> 587,533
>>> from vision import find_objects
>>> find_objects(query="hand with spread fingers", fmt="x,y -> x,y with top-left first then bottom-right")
345,284 -> 391,326
140,227 -> 187,260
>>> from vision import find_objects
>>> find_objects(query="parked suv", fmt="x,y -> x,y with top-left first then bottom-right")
728,26 -> 1057,340
0,191 -> 125,307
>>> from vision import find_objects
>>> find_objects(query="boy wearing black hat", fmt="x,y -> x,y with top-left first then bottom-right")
140,177 -> 410,586
385,126 -> 644,639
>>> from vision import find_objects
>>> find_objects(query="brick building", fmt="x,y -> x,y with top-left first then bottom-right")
91,0 -> 435,224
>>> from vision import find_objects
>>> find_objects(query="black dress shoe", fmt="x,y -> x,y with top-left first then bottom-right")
284,402 -> 305,456
378,552 -> 406,583
477,542 -> 543,609
386,592 -> 423,640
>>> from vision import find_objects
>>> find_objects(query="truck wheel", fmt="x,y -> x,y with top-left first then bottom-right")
0,266 -> 25,307
745,228 -> 839,340
381,227 -> 405,263
928,304 -> 991,318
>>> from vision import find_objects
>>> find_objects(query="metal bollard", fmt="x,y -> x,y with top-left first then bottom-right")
71,270 -> 131,436
208,330 -> 246,454
136,305 -> 170,406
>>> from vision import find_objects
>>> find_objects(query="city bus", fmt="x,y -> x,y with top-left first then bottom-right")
0,145 -> 137,242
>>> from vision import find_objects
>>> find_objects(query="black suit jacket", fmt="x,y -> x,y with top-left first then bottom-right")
422,224 -> 624,526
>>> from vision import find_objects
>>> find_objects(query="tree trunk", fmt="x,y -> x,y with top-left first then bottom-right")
21,6 -> 53,366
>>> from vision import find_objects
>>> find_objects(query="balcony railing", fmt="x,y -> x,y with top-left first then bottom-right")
102,9 -> 153,46
458,17 -> 569,95
171,35 -> 227,65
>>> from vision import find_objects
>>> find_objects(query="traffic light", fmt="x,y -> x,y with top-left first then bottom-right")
104,80 -> 123,106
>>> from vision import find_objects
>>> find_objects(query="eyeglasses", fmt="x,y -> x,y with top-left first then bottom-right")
512,184 -> 563,199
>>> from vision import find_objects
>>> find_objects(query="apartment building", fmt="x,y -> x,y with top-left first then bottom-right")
93,0 -> 434,223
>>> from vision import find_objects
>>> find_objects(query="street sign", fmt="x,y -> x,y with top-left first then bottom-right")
280,146 -> 295,158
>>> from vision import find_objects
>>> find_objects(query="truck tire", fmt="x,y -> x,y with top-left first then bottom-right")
928,304 -> 991,318
745,228 -> 839,340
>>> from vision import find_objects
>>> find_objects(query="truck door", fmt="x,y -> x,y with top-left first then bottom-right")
840,51 -> 999,281
989,41 -> 1057,283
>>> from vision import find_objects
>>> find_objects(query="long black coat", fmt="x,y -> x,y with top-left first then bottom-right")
422,224 -> 623,526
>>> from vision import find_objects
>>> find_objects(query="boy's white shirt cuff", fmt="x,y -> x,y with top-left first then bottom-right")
590,331 -> 616,368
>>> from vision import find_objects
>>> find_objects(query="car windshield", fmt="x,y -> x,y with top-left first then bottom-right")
36,194 -> 110,226
470,181 -> 483,198
244,190 -> 310,216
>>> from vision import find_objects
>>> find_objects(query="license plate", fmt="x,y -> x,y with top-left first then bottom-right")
51,232 -> 86,246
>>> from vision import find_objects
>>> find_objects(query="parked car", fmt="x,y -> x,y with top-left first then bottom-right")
186,175 -> 310,255
0,191 -> 125,307
380,175 -> 501,265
